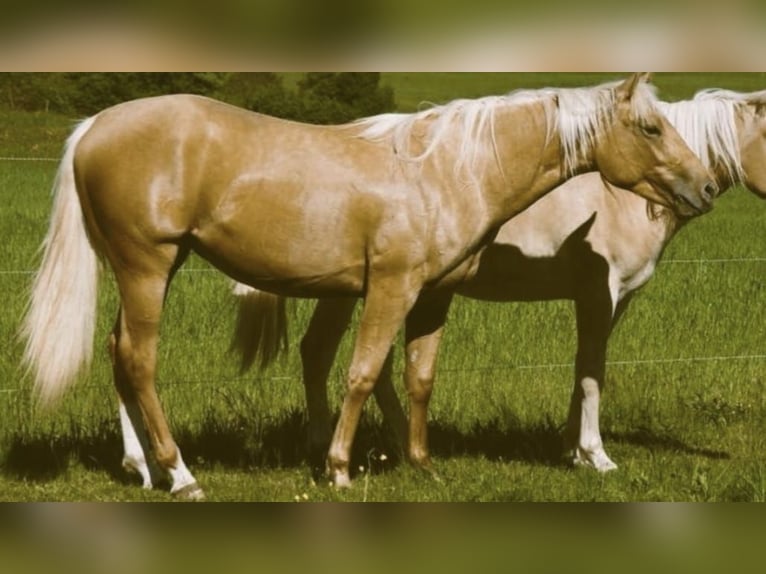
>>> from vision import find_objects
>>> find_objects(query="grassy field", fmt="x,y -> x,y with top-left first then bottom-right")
0,73 -> 764,501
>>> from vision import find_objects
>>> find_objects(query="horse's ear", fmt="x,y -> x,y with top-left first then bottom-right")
616,72 -> 652,101
745,91 -> 766,115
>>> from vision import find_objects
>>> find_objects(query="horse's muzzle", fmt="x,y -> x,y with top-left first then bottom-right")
675,180 -> 717,218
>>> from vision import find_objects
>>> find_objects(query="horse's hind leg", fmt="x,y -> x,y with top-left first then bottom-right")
372,350 -> 408,456
403,292 -> 453,475
110,259 -> 203,500
301,298 -> 357,472
108,315 -> 164,490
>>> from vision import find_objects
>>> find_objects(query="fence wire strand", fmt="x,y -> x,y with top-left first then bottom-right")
0,157 -> 58,162
1,354 -> 764,397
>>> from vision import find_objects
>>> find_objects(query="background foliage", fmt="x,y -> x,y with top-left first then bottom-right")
0,73 -> 395,123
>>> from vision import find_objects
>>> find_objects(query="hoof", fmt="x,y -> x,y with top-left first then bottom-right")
326,465 -> 352,489
331,472 -> 353,490
326,455 -> 353,489
570,448 -> 618,474
309,444 -> 329,483
412,457 -> 442,483
172,482 -> 206,501
122,457 -> 155,490
428,469 -> 444,484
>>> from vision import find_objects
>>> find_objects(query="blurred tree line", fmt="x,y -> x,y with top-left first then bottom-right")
0,73 -> 396,123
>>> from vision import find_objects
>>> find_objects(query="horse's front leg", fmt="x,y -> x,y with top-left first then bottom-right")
564,284 -> 619,473
403,291 -> 454,475
326,275 -> 421,488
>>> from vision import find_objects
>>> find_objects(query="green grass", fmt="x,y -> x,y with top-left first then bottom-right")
0,73 -> 764,501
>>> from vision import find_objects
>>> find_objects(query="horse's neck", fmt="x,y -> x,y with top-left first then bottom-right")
602,181 -> 684,273
483,103 -> 590,228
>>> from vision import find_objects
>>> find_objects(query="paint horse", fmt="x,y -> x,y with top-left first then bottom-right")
235,88 -> 765,477
22,74 -> 715,499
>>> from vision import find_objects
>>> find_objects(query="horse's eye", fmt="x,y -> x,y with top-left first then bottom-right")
641,124 -> 662,137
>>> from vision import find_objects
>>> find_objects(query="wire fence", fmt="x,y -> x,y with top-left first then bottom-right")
2,353 -> 765,398
0,157 -> 58,162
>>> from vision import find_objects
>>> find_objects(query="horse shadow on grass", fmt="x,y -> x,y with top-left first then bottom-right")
0,411 -> 729,485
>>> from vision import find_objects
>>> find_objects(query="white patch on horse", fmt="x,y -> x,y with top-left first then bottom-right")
119,402 -> 154,489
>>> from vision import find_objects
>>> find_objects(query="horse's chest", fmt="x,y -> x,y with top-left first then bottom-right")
615,259 -> 658,297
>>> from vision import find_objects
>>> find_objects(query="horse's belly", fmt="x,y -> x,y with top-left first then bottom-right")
190,223 -> 367,297
240,267 -> 367,298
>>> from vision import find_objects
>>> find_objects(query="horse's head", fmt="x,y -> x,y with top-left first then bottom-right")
593,73 -> 717,219
736,91 -> 766,199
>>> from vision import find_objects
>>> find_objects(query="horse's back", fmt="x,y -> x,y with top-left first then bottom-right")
72,95 -> 327,250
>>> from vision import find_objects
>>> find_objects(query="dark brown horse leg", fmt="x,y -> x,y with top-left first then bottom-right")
301,298 -> 356,473
371,350 -> 408,456
564,286 -> 618,473
404,292 -> 453,475
326,277 -> 419,487
111,270 -> 202,499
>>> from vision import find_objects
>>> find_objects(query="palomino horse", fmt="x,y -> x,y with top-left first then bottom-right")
235,88 -> 766,476
22,74 -> 716,499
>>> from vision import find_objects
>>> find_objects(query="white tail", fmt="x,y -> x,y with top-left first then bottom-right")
231,282 -> 288,371
21,117 -> 99,406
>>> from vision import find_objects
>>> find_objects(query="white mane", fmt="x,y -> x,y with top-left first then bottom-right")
658,90 -> 750,185
354,80 -> 659,184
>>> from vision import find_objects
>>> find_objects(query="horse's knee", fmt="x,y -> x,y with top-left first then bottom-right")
406,368 -> 435,404
346,366 -> 378,401
348,378 -> 376,401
